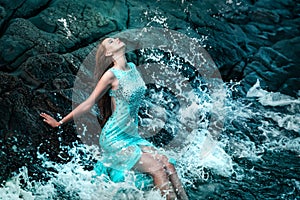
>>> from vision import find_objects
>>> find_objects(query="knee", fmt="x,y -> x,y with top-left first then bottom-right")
165,162 -> 176,175
160,155 -> 176,174
148,162 -> 166,176
159,155 -> 174,167
165,160 -> 175,169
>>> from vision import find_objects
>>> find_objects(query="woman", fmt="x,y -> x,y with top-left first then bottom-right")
40,37 -> 188,200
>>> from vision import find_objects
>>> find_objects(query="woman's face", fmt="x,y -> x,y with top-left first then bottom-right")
102,38 -> 125,56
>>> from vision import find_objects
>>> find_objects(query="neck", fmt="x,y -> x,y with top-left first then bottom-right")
113,54 -> 128,70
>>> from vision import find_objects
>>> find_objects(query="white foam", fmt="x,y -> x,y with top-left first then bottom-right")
247,79 -> 300,106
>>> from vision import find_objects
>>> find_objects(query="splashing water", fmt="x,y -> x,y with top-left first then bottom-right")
1,77 -> 299,199
2,7 -> 299,198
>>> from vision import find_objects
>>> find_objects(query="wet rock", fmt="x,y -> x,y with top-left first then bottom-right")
273,36 -> 300,65
0,6 -> 6,28
18,53 -> 71,88
249,8 -> 280,25
242,46 -> 293,93
0,0 -> 299,185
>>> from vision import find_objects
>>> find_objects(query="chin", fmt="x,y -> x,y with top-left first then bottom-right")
120,43 -> 126,50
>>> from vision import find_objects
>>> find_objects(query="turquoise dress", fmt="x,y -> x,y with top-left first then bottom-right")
94,62 -> 154,188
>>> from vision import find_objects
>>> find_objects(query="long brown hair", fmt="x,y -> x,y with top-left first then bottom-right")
94,40 -> 114,128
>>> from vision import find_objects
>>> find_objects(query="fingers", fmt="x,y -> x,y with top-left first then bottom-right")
40,112 -> 52,119
40,112 -> 51,123
40,112 -> 58,128
40,112 -> 48,118
40,113 -> 48,123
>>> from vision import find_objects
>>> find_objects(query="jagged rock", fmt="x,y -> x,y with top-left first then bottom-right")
249,8 -> 280,25
0,0 -> 299,185
273,36 -> 300,64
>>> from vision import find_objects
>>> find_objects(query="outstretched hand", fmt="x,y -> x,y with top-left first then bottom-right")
40,113 -> 60,128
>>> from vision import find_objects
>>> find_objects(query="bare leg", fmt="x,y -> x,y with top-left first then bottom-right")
168,170 -> 189,200
133,152 -> 177,200
156,155 -> 189,200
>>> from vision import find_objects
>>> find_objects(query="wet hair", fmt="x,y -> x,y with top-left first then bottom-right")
94,40 -> 114,128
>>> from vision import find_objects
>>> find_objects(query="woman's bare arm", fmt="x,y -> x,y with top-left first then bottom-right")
40,70 -> 116,128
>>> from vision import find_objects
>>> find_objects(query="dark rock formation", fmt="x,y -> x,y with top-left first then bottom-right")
0,0 -> 299,187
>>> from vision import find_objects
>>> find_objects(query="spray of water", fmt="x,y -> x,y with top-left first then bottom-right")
2,5 -> 299,198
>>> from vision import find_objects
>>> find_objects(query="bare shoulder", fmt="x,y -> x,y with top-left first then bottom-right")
101,69 -> 116,81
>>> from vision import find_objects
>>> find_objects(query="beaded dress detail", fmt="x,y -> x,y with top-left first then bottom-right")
98,62 -> 154,172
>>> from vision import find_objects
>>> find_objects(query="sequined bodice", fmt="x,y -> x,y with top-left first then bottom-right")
109,63 -> 146,116
99,62 -> 147,139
